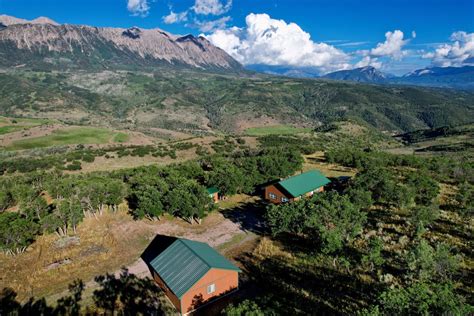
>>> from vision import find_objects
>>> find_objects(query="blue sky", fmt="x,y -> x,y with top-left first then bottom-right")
1,0 -> 473,75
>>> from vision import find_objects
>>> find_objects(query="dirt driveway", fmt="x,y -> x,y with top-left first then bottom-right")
125,195 -> 266,278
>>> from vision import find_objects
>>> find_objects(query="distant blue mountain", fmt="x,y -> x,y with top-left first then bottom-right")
250,64 -> 474,90
246,64 -> 321,78
322,66 -> 390,83
392,66 -> 474,89
322,65 -> 474,89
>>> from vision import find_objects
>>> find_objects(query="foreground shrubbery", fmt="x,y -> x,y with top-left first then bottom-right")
248,147 -> 472,315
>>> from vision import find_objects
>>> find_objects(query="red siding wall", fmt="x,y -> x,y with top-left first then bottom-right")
181,268 -> 239,314
264,185 -> 293,204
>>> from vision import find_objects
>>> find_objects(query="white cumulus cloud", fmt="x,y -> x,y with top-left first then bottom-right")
369,30 -> 409,60
163,10 -> 188,24
423,31 -> 474,67
205,13 -> 350,73
127,0 -> 150,17
354,56 -> 382,69
193,0 -> 232,16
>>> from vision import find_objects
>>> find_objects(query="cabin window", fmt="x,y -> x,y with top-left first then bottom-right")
281,197 -> 289,202
269,193 -> 277,199
207,283 -> 216,294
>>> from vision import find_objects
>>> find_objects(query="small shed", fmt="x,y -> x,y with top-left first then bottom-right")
265,170 -> 330,204
142,235 -> 241,315
207,187 -> 219,203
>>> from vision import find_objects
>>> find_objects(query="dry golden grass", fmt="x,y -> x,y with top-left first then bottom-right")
303,152 -> 357,178
438,183 -> 458,205
0,205 -> 154,302
217,194 -> 256,209
75,148 -> 197,173
254,237 -> 292,260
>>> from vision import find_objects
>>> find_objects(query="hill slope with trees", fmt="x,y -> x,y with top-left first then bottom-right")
1,70 -> 473,134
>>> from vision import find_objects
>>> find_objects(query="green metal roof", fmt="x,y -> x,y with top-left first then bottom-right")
278,170 -> 330,198
149,238 -> 241,298
206,187 -> 219,194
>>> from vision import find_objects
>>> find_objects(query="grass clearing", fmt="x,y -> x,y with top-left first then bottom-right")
244,125 -> 312,136
303,152 -> 357,178
0,117 -> 54,135
113,132 -> 129,143
76,148 -> 197,173
7,127 -> 125,150
0,125 -> 25,135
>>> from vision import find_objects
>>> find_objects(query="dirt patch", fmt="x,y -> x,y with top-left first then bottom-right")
147,127 -> 194,140
234,115 -> 282,133
119,130 -> 155,146
53,237 -> 80,249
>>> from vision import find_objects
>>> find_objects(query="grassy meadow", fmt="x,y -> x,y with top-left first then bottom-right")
245,125 -> 312,136
0,116 -> 53,135
6,127 -> 129,150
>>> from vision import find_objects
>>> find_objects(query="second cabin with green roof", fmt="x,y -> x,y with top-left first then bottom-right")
264,170 -> 331,204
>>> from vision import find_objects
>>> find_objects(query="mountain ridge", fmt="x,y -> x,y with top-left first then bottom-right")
0,15 -> 242,71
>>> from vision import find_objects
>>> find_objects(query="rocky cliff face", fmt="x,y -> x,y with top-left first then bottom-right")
0,15 -> 241,71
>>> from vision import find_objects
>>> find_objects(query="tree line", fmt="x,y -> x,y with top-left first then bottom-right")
0,147 -> 303,254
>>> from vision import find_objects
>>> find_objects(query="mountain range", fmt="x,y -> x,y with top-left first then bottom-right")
392,65 -> 474,89
0,15 -> 241,71
0,14 -> 472,89
277,65 -> 473,90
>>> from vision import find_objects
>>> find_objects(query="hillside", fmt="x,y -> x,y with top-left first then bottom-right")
1,69 -> 473,134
